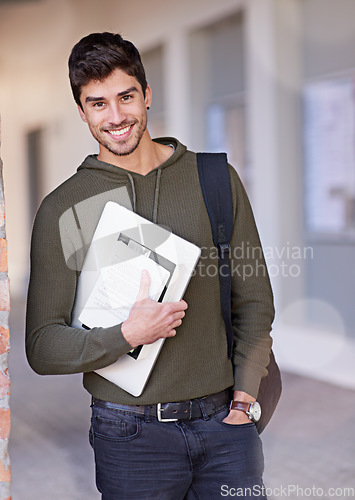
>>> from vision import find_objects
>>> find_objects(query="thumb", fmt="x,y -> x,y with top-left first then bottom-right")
136,269 -> 151,301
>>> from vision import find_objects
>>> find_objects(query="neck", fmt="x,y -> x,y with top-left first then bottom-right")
97,133 -> 173,175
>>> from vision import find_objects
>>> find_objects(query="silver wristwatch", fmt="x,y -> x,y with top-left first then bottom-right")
230,400 -> 262,422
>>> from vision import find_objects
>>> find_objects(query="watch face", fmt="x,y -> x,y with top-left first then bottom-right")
250,402 -> 261,422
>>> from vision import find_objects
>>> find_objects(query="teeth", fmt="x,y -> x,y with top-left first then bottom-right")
108,125 -> 131,136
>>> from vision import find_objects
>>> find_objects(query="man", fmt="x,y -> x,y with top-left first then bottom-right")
26,32 -> 274,499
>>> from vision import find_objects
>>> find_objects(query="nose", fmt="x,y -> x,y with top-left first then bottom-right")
107,102 -> 126,125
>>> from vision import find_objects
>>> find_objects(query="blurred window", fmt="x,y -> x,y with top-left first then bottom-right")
303,77 -> 355,237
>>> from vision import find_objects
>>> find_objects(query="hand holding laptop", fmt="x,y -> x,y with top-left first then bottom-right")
121,270 -> 188,349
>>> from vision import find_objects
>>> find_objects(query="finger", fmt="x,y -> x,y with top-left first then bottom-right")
179,300 -> 188,310
165,300 -> 188,315
170,318 -> 183,329
136,269 -> 151,301
170,310 -> 185,322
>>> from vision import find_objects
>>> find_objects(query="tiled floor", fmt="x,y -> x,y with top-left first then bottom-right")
262,372 -> 355,499
8,298 -> 355,499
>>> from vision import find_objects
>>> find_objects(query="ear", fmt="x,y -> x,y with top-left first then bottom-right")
145,84 -> 152,110
77,104 -> 87,123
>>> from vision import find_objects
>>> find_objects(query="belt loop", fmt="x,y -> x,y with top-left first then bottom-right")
197,398 -> 210,421
144,405 -> 152,423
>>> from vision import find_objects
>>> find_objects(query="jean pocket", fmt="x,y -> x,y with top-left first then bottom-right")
213,407 -> 256,430
92,407 -> 142,442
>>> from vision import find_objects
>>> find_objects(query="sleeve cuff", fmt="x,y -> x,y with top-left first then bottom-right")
233,363 -> 268,400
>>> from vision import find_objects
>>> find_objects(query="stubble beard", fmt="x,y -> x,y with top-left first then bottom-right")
92,116 -> 147,157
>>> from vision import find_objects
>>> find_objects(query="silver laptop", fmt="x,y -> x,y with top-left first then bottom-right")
71,201 -> 201,396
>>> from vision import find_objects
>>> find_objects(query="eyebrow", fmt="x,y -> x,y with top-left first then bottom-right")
85,86 -> 139,103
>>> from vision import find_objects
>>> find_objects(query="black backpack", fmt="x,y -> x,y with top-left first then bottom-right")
196,152 -> 282,434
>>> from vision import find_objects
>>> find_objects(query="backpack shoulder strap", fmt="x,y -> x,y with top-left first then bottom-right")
196,152 -> 234,358
197,153 -> 282,434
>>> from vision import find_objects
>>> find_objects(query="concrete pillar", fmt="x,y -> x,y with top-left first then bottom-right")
0,120 -> 11,499
245,0 -> 303,314
163,30 -> 190,146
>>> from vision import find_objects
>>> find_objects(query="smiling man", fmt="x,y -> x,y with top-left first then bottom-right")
79,76 -> 150,158
26,32 -> 274,499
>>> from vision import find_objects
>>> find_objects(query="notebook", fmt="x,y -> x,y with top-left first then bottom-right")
71,201 -> 201,396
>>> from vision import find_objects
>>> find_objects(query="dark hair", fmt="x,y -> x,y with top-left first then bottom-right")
68,32 -> 147,109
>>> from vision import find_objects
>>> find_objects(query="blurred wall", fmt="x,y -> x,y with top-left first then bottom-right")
0,0 -> 354,388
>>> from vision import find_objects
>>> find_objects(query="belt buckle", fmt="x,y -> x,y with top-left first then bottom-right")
157,403 -> 180,422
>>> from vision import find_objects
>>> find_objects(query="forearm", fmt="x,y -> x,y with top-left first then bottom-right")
233,390 -> 255,403
232,332 -> 273,398
26,321 -> 133,375
230,252 -> 274,397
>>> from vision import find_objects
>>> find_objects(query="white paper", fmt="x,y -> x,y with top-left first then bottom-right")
79,254 -> 170,328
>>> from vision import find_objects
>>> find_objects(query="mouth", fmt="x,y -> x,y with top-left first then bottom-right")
105,124 -> 134,139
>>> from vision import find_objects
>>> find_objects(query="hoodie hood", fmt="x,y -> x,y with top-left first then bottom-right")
76,137 -> 187,224
77,137 -> 187,179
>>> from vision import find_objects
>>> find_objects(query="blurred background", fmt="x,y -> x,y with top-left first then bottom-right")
1,0 -> 355,498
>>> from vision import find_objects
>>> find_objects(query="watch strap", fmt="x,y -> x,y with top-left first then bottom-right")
230,401 -> 251,413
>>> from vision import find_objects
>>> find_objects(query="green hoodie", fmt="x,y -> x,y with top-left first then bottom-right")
26,137 -> 274,405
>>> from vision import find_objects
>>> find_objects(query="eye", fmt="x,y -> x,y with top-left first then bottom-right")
121,94 -> 133,102
93,101 -> 105,108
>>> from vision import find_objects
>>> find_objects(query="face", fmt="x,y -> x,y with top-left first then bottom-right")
78,68 -> 152,160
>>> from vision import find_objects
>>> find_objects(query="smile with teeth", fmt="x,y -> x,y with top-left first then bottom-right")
106,125 -> 132,137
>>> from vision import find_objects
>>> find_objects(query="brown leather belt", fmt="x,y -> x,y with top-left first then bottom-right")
92,389 -> 231,422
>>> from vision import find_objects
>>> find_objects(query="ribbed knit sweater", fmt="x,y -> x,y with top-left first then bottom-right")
26,137 -> 274,404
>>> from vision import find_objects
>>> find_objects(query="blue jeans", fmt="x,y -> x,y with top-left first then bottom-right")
89,402 -> 266,499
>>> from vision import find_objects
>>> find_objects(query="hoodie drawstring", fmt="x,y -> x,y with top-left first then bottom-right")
152,168 -> 162,224
127,173 -> 136,212
126,168 -> 162,224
